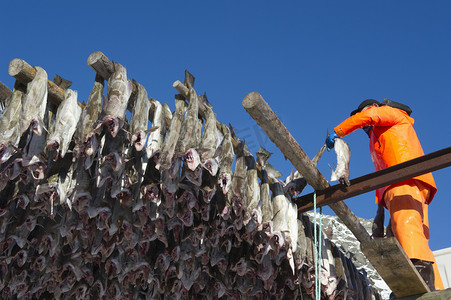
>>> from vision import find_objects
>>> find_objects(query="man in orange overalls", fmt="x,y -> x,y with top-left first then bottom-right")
326,99 -> 444,291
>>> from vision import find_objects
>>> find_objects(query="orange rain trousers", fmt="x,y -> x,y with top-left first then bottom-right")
384,180 -> 444,290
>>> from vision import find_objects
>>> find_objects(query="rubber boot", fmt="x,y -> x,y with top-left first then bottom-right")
411,259 -> 435,291
386,218 -> 394,237
371,202 -> 385,238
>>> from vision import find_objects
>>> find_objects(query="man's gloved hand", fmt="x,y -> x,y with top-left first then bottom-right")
326,132 -> 338,150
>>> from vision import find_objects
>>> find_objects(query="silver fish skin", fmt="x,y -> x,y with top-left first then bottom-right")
217,123 -> 234,195
96,129 -> 127,188
270,182 -> 290,247
322,237 -> 339,298
244,154 -> 261,226
157,98 -> 185,170
230,140 -> 247,217
200,105 -> 220,175
110,149 -> 132,206
330,138 -> 351,186
0,89 -> 22,163
77,78 -> 103,168
130,83 -> 150,151
146,99 -> 165,160
293,218 -> 308,269
177,89 -> 199,153
286,200 -> 298,253
177,88 -> 200,170
260,169 -> 273,225
97,62 -> 133,138
22,130 -> 47,180
47,89 -> 81,159
20,66 -> 48,136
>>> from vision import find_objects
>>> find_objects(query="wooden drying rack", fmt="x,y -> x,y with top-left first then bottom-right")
1,52 -> 450,299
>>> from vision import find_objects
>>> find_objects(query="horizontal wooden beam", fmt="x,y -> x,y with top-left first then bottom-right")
8,59 -> 83,109
296,146 -> 451,212
87,51 -> 115,81
242,91 -> 371,243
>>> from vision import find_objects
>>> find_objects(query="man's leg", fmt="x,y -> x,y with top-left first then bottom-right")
384,180 -> 443,290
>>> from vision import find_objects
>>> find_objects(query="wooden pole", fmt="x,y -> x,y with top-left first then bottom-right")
87,51 -> 115,81
0,81 -> 12,104
296,146 -> 451,212
242,91 -> 371,243
8,58 -> 84,109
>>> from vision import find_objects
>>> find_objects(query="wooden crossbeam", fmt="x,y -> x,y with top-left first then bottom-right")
295,146 -> 451,212
8,58 -> 84,109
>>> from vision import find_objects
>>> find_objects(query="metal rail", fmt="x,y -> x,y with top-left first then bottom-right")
295,146 -> 451,212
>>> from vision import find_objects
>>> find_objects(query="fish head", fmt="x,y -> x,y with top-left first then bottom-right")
262,221 -> 274,235
30,119 -> 43,136
200,203 -> 211,221
14,195 -> 30,210
201,186 -> 216,204
84,133 -> 98,156
102,116 -> 120,138
202,158 -> 219,176
142,184 -> 160,203
218,173 -> 232,195
120,219 -> 134,241
251,208 -> 263,225
180,209 -> 194,227
132,130 -> 146,152
185,166 -> 203,186
184,149 -> 200,171
29,163 -> 46,180
25,215 -> 37,231
269,231 -> 285,251
0,144 -> 11,163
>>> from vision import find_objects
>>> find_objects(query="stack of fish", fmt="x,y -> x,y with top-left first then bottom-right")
0,61 -> 382,299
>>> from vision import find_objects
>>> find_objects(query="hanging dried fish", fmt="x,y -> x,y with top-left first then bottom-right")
177,88 -> 200,171
20,66 -> 48,136
0,63 -> 384,300
217,123 -> 234,195
199,104 -> 220,176
130,83 -> 151,152
95,62 -> 133,138
146,98 -> 165,160
77,76 -> 103,169
157,97 -> 185,170
0,89 -> 22,163
46,89 -> 81,160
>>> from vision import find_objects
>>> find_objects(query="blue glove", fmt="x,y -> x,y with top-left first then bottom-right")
326,132 -> 338,150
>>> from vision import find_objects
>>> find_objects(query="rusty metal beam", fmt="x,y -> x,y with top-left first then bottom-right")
296,146 -> 451,212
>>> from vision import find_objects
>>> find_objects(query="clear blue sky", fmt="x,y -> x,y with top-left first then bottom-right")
1,1 -> 450,251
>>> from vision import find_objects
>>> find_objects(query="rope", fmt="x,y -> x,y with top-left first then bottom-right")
313,191 -> 322,300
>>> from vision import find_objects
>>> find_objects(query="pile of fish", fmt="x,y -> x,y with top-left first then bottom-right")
0,62 -> 382,299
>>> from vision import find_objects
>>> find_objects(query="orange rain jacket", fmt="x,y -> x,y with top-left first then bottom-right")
334,105 -> 437,206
